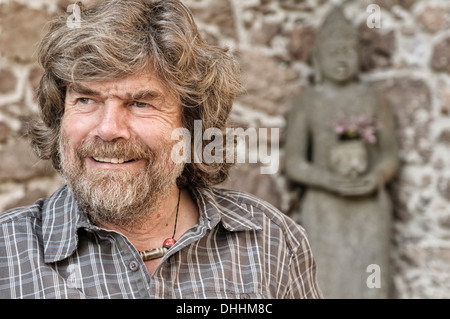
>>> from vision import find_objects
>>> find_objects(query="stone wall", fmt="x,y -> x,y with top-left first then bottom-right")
1,0 -> 450,298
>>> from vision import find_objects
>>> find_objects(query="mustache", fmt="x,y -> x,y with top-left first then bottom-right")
76,138 -> 156,163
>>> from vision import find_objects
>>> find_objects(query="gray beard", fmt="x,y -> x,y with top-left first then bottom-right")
58,134 -> 184,228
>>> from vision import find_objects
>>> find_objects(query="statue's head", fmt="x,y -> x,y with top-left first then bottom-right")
313,6 -> 359,85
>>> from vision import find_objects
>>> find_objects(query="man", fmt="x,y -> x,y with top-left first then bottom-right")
0,0 -> 322,298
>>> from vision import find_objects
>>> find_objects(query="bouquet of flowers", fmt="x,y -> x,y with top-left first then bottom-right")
333,113 -> 381,144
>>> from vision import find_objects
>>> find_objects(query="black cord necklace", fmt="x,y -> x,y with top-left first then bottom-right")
139,188 -> 181,261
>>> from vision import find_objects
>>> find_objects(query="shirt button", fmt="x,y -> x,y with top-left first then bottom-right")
129,260 -> 140,272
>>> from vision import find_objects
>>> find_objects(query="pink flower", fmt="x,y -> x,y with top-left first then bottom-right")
333,113 -> 381,144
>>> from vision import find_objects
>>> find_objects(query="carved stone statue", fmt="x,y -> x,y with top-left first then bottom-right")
285,6 -> 399,299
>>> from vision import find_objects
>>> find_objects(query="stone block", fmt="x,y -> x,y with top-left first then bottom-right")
236,49 -> 301,116
431,36 -> 450,74
0,137 -> 55,181
417,6 -> 448,33
438,129 -> 450,145
371,78 -> 432,163
374,0 -> 418,11
438,176 -> 450,202
251,22 -> 281,46
288,26 -> 315,64
440,88 -> 450,115
0,2 -> 55,63
359,24 -> 395,72
279,0 -> 326,11
0,122 -> 10,143
188,0 -> 236,40
0,68 -> 17,94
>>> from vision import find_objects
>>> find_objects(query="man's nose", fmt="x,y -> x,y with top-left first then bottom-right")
94,101 -> 131,141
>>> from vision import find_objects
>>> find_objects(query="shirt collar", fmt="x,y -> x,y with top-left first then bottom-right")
41,185 -> 262,263
41,186 -> 90,263
191,186 -> 263,232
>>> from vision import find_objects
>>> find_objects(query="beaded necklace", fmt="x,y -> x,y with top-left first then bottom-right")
139,189 -> 181,261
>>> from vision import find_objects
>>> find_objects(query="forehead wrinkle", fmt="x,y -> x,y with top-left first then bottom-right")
97,82 -> 158,101
68,82 -> 165,102
68,83 -> 100,96
129,89 -> 163,101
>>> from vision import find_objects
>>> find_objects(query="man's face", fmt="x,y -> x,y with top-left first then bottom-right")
60,70 -> 184,227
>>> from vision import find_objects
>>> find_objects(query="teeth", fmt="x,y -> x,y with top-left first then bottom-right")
93,157 -> 130,164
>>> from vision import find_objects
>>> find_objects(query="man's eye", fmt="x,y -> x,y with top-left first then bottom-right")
79,98 -> 93,104
134,102 -> 150,108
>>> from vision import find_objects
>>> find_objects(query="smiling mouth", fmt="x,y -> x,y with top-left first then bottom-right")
92,157 -> 138,164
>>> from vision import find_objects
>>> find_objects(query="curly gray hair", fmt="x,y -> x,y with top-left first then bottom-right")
30,0 -> 242,187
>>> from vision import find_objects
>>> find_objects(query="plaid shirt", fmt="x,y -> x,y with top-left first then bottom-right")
0,185 -> 322,299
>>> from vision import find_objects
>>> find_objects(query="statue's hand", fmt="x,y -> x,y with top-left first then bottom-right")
333,173 -> 380,197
